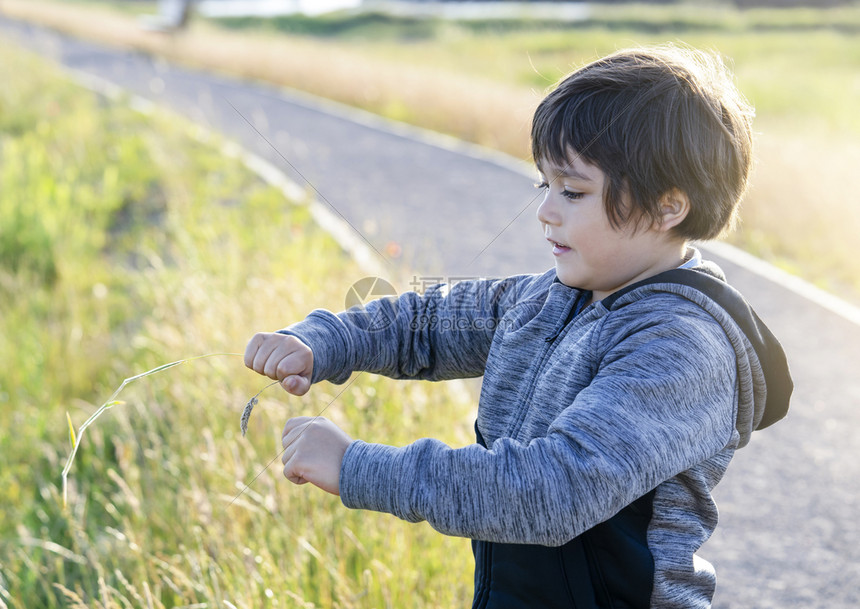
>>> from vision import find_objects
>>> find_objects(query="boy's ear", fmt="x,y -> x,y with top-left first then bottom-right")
656,189 -> 690,232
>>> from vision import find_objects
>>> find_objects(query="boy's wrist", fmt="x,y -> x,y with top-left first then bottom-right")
277,311 -> 352,385
340,440 -> 418,522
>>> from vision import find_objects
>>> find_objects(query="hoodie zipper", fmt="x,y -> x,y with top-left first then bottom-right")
473,290 -> 590,607
506,291 -> 589,442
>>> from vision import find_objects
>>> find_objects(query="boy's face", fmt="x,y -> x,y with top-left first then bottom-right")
536,154 -> 686,302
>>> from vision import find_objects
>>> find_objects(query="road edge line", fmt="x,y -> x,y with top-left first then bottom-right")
702,241 -> 860,326
66,68 -> 389,281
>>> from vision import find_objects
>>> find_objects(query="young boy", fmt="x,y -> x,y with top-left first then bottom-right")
244,45 -> 792,608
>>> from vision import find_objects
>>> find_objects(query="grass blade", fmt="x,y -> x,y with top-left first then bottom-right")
61,352 -> 242,509
66,412 -> 76,450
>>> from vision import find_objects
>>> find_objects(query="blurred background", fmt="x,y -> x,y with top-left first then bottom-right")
1,1 -> 858,608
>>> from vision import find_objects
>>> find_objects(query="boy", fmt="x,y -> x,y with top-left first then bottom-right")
245,45 -> 792,608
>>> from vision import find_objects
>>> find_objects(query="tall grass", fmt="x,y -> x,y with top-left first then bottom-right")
0,42 -> 475,608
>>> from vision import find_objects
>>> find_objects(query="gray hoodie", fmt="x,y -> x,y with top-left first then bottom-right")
281,259 -> 791,608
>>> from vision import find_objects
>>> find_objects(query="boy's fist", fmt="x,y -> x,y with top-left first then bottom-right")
244,332 -> 313,395
281,416 -> 352,496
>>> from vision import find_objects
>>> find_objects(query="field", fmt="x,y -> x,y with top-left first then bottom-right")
3,0 -> 860,302
1,2 -> 859,607
0,41 -> 476,607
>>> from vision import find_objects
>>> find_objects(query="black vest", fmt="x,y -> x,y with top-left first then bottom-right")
471,422 -> 655,609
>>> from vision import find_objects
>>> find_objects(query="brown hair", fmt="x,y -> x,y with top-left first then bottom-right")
531,45 -> 754,239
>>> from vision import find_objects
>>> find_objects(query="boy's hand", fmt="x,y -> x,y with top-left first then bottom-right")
281,416 -> 352,496
244,332 -> 313,395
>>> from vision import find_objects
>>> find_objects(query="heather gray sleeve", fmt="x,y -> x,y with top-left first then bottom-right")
279,272 -> 550,384
339,304 -> 738,545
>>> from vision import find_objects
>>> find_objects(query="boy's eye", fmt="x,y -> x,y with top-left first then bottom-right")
561,189 -> 585,201
534,181 -> 584,201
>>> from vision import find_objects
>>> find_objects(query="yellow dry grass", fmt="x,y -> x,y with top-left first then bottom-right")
1,0 -> 539,155
735,123 -> 860,295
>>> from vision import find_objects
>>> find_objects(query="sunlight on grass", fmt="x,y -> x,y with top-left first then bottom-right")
60,353 -> 253,509
0,41 -> 474,608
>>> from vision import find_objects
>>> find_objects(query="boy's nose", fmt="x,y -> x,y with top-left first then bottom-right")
536,193 -> 559,226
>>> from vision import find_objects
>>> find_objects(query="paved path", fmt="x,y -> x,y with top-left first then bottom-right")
3,17 -> 858,607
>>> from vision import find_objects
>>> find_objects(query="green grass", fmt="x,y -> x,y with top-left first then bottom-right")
0,41 -> 475,608
41,0 -> 160,16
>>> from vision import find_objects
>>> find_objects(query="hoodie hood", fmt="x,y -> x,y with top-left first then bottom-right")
602,261 -> 792,446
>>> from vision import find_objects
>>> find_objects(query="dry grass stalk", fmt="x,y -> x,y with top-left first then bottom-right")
61,352 -> 242,509
240,380 -> 279,437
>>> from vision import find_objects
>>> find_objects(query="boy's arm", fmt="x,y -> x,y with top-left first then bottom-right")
339,305 -> 740,545
279,272 -> 551,385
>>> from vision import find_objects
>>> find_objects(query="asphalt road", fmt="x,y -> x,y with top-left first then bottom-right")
2,17 -> 858,608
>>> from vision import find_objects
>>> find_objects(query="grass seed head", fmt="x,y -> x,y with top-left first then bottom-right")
240,396 -> 258,437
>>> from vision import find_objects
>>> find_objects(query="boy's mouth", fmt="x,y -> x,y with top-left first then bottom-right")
547,238 -> 571,255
